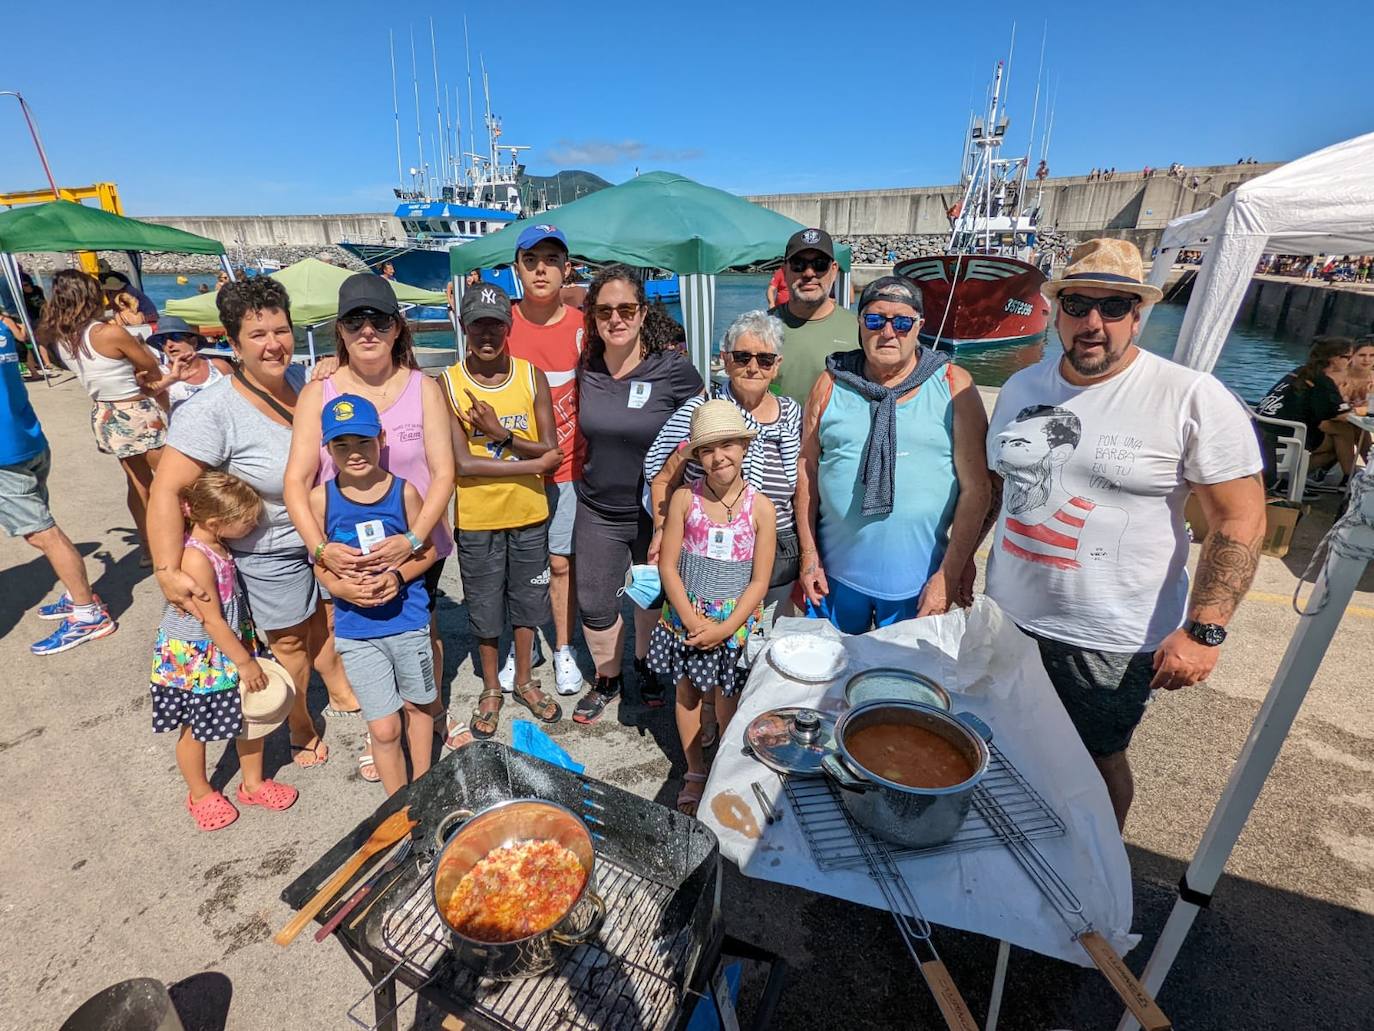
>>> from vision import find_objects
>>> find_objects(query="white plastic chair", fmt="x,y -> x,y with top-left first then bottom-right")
1246,404 -> 1309,503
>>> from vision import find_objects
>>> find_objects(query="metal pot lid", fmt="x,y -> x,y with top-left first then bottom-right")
744,707 -> 837,777
844,668 -> 951,710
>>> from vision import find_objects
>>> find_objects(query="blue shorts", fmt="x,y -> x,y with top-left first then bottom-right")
802,580 -> 919,635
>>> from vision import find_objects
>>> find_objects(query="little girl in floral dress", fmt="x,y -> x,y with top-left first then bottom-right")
150,471 -> 298,830
647,401 -> 776,815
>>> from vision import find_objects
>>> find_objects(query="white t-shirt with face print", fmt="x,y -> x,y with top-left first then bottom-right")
985,348 -> 1261,651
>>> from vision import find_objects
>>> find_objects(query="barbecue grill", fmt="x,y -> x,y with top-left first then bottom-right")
282,741 -> 783,1031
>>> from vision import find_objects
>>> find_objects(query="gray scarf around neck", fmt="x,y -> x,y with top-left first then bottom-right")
825,346 -> 950,516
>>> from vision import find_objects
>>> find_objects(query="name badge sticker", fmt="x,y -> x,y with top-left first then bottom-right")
705,527 -> 736,561
628,381 -> 653,409
356,519 -> 387,555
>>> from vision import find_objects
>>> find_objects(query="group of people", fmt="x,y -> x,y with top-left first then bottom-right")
1,227 -> 1269,833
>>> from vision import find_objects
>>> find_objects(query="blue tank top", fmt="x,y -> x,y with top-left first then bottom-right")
817,368 -> 958,600
325,476 -> 430,639
0,321 -> 46,465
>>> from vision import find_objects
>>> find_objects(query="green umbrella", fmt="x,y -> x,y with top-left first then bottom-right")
163,257 -> 446,326
448,170 -> 852,276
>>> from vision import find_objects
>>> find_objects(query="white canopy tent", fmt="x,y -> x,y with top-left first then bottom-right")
1142,131 -> 1374,372
1120,133 -> 1374,1029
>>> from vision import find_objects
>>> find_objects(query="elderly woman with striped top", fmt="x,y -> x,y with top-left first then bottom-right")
646,310 -> 802,605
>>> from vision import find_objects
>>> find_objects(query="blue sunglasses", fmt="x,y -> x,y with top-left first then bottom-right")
862,313 -> 919,333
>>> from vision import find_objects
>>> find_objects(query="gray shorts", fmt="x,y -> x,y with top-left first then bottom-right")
1023,627 -> 1155,757
0,448 -> 55,537
335,628 -> 437,722
545,480 -> 577,557
233,548 -> 321,632
456,523 -> 551,640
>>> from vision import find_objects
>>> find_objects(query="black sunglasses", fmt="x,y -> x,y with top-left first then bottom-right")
161,333 -> 195,345
788,255 -> 833,275
862,313 -> 919,333
339,311 -> 398,333
1058,294 -> 1139,321
725,350 -> 779,369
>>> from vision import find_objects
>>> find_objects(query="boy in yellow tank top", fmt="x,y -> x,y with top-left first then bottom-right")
441,285 -> 564,738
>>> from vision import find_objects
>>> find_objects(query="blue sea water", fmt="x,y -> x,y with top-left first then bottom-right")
143,272 -> 1306,399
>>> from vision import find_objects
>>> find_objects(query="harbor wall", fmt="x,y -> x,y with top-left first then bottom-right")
1234,276 -> 1374,341
140,213 -> 403,251
745,163 -> 1279,254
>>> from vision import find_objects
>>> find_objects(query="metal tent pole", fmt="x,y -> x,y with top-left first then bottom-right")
219,255 -> 237,282
1116,476 -> 1374,1031
1,253 -> 48,383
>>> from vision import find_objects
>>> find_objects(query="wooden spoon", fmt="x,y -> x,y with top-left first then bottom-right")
275,806 -> 417,947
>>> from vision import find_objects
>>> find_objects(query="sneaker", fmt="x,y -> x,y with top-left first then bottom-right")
553,647 -> 584,696
498,638 -> 547,692
31,609 -> 117,655
636,656 -> 666,708
37,592 -> 102,621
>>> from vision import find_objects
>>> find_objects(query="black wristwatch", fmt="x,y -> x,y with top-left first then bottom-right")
1185,620 -> 1227,647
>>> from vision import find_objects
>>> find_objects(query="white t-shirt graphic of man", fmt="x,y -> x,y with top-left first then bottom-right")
994,404 -> 1127,570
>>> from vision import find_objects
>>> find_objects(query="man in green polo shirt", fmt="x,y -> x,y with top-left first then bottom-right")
770,227 -> 859,404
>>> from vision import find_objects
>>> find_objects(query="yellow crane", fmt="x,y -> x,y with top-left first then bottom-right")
0,182 -> 125,274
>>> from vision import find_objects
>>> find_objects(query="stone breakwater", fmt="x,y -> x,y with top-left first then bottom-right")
15,246 -> 367,276
837,227 -> 1077,267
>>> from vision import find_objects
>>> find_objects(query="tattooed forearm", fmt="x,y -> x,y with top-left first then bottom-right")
1190,529 -> 1261,621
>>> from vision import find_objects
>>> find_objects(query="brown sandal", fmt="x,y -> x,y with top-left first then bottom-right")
471,688 -> 504,739
513,679 -> 562,723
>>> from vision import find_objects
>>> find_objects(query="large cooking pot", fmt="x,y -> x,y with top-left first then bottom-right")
822,700 -> 989,848
431,799 -> 606,979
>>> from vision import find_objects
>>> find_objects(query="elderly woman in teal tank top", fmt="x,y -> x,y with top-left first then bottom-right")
795,276 -> 991,634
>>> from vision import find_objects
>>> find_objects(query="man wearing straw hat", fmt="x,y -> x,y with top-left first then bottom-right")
985,238 -> 1266,829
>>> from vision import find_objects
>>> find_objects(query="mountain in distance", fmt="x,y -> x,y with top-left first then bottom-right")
519,169 -> 612,207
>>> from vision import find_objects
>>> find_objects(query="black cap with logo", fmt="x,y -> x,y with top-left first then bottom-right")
784,227 -> 836,260
460,282 -> 513,326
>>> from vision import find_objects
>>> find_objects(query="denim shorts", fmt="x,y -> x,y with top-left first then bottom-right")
0,448 -> 55,537
335,628 -> 437,722
1023,627 -> 1155,757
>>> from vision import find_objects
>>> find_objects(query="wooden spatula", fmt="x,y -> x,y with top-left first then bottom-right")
275,806 -> 417,947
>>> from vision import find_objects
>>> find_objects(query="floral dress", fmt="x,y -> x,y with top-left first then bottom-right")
646,482 -> 762,696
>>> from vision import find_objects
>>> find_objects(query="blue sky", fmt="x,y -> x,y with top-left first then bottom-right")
3,0 -> 1370,215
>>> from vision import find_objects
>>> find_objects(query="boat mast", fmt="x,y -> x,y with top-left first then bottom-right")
1017,24 -> 1047,236
984,59 -> 1003,253
464,15 -> 477,187
389,31 -> 403,192
410,27 -> 426,196
429,18 -> 446,192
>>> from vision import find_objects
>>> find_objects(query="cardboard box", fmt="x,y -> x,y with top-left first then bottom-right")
1184,493 -> 1303,558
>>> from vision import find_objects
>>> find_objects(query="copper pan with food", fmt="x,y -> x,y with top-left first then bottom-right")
821,700 -> 990,848
430,799 -> 606,979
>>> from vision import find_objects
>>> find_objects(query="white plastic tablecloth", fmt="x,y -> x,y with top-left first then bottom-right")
699,598 -> 1140,965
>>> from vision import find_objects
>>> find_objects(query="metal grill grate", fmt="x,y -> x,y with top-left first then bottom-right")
783,740 -> 1065,870
359,853 -> 696,1031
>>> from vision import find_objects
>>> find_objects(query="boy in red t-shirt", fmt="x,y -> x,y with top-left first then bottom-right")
505,224 -> 586,695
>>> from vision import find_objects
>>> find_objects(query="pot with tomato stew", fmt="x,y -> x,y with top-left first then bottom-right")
431,799 -> 606,979
822,700 -> 990,848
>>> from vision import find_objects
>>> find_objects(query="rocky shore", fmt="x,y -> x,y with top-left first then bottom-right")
836,228 -> 1076,266
14,245 -> 368,276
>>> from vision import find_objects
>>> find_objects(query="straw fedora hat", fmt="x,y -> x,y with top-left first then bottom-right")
1043,238 -> 1163,304
238,657 -> 296,741
688,399 -> 757,454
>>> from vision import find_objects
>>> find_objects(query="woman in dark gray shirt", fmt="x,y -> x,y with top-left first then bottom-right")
572,267 -> 703,723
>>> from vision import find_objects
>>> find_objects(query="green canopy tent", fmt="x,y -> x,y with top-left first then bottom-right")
0,199 -> 229,375
164,257 -> 447,363
447,171 -> 853,378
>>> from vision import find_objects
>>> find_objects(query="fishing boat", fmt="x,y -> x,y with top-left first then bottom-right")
897,58 -> 1051,350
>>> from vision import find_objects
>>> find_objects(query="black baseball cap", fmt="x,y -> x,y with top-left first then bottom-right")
784,227 -> 835,261
858,275 -> 923,315
460,282 -> 513,326
337,273 -> 400,317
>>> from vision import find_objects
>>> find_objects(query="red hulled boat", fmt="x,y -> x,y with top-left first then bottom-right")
897,58 -> 1052,350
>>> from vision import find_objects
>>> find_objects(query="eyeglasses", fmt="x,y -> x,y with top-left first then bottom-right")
788,255 -> 833,275
592,303 -> 641,322
725,350 -> 779,369
1058,294 -> 1138,321
862,313 -> 919,333
339,311 -> 398,333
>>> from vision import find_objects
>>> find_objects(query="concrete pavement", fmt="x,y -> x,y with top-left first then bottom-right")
2,374 -> 1371,1030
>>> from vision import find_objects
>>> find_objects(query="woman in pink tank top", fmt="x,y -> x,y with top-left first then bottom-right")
283,275 -> 462,773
